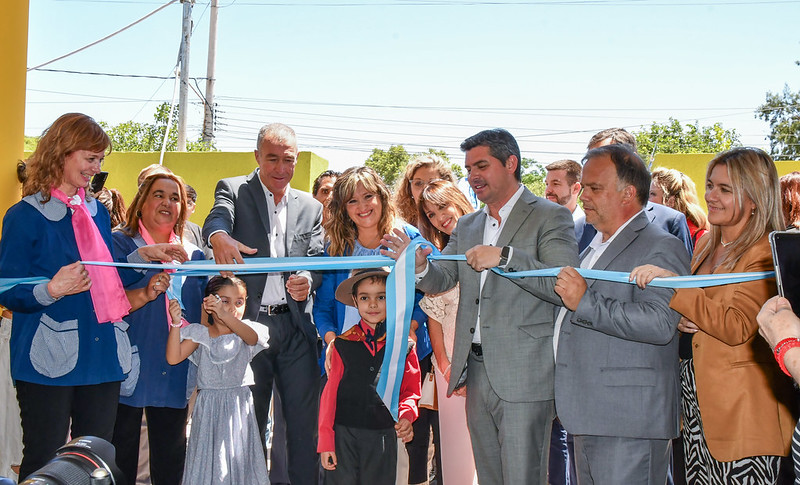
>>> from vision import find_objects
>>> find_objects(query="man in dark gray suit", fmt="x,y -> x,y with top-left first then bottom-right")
203,123 -> 323,485
553,144 -> 689,484
384,129 -> 579,484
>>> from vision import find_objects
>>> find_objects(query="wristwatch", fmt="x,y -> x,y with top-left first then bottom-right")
499,246 -> 511,267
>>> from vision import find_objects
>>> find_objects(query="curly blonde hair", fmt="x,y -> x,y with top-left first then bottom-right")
393,154 -> 456,226
23,113 -> 111,201
695,148 -> 784,271
324,166 -> 396,256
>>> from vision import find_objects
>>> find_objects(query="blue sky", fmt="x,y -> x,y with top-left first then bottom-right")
25,0 -> 800,171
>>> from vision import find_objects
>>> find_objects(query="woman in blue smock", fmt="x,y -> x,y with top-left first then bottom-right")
0,113 -> 186,481
111,171 -> 207,485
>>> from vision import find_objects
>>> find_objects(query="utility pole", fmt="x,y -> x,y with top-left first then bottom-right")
202,0 -> 218,143
177,0 -> 193,152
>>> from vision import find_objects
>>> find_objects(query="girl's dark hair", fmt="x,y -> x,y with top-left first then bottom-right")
205,275 -> 247,298
204,276 -> 247,325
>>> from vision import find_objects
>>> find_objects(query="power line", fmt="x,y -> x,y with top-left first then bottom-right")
27,88 -> 159,102
50,0 -> 800,5
215,95 -> 757,113
29,68 -> 208,81
28,0 -> 178,71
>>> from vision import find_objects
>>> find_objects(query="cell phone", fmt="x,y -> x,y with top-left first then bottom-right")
769,231 -> 800,317
89,171 -> 109,194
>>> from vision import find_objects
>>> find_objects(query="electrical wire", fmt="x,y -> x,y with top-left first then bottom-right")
30,68 -> 208,81
28,0 -> 179,71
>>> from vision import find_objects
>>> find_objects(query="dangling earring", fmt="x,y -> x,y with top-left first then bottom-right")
751,208 -> 756,216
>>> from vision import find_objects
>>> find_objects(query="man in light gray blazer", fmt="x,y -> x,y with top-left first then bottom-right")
554,144 -> 690,484
203,123 -> 323,485
384,129 -> 579,485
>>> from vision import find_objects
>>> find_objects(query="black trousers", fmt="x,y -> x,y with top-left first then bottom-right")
325,424 -> 397,485
406,355 -> 442,485
15,380 -> 120,481
250,311 -> 320,485
111,403 -> 188,485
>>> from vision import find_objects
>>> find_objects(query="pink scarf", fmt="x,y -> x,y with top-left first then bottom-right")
50,187 -> 131,323
137,221 -> 187,329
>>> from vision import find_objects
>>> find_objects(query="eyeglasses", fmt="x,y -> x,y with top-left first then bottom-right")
409,177 -> 445,191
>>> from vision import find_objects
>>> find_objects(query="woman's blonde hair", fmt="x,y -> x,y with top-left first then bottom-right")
650,167 -> 709,231
23,113 -> 111,201
416,180 -> 474,250
695,147 -> 784,271
324,166 -> 396,256
393,154 -> 456,226
120,172 -> 188,240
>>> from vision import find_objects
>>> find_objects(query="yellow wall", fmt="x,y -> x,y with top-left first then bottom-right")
653,153 -> 800,207
0,1 -> 30,233
92,150 -> 327,225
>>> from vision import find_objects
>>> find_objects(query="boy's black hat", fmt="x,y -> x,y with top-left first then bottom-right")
335,267 -> 391,307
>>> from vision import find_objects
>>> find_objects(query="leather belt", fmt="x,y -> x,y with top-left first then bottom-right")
259,303 -> 290,316
471,343 -> 483,356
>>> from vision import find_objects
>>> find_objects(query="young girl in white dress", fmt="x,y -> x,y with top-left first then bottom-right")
166,276 -> 270,485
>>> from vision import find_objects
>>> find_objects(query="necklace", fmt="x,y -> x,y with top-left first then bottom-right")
720,239 -> 733,247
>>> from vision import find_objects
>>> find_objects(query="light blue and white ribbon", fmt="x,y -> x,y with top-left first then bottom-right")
431,254 -> 775,288
0,236 -> 777,420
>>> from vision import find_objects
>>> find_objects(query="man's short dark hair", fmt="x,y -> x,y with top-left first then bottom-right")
545,159 -> 582,186
587,128 -> 637,151
583,144 -> 650,207
460,128 -> 522,181
313,169 -> 340,196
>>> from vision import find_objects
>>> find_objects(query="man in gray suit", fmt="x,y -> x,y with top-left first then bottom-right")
384,128 -> 579,484
553,144 -> 689,484
203,123 -> 323,485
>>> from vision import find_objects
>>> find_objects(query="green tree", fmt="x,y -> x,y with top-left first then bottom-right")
364,145 -> 410,187
101,102 -> 216,152
756,83 -> 800,161
521,157 -> 546,196
633,118 -> 739,163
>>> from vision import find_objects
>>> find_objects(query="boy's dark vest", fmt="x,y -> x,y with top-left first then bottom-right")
334,339 -> 394,430
334,333 -> 415,430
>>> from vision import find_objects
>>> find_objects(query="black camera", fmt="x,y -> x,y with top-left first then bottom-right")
20,436 -> 125,485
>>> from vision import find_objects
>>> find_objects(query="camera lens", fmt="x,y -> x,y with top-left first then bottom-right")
20,437 -> 124,485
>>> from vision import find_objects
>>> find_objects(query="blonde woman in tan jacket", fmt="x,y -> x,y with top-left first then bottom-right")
631,147 -> 796,484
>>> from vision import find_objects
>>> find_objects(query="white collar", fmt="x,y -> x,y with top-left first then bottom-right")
588,209 -> 644,251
